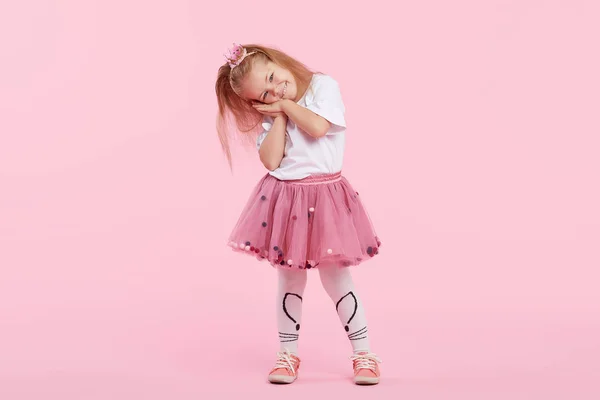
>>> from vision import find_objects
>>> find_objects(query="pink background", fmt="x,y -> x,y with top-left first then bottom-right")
1,0 -> 599,399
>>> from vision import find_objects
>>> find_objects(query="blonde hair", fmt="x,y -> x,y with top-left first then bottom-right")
215,44 -> 315,168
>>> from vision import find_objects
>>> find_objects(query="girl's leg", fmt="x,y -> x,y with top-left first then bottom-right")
318,264 -> 381,385
268,268 -> 307,384
317,265 -> 370,353
276,267 -> 308,355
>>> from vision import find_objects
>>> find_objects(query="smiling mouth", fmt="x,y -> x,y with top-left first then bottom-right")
280,82 -> 288,98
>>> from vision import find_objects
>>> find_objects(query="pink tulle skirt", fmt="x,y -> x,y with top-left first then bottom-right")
227,172 -> 381,270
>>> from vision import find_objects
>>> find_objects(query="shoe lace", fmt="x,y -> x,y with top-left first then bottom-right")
350,352 -> 382,371
274,349 -> 298,374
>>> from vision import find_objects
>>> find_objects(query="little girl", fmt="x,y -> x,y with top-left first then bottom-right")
215,43 -> 383,385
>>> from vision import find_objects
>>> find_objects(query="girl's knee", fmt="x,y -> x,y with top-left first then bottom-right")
278,268 -> 308,290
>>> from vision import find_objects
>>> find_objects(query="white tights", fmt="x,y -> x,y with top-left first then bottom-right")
276,265 -> 370,355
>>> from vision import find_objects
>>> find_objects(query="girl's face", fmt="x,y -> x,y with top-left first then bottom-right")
240,59 -> 298,104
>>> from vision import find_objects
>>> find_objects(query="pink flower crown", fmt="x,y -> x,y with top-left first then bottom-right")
224,43 -> 256,69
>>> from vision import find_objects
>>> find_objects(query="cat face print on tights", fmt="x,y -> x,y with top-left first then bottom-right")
335,291 -> 368,341
279,292 -> 302,343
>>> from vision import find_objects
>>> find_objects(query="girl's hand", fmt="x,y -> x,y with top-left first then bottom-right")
252,100 -> 287,118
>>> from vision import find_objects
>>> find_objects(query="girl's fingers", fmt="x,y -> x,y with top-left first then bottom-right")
255,109 -> 275,117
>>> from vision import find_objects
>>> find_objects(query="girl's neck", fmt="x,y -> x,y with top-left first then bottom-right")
294,74 -> 314,102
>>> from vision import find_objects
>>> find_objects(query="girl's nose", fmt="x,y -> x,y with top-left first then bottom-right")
269,85 -> 277,97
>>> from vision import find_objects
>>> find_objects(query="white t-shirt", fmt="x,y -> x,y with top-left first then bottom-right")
256,73 -> 346,180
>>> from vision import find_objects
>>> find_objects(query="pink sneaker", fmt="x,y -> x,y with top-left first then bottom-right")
268,349 -> 301,384
350,352 -> 382,385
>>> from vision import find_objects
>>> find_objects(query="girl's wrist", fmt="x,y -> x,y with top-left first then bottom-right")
280,99 -> 293,114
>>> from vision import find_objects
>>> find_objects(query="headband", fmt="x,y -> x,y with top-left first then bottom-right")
224,43 -> 256,70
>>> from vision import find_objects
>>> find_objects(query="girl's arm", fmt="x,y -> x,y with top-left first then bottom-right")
258,115 -> 287,171
281,99 -> 331,138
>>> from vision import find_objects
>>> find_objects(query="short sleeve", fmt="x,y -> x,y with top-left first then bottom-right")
304,75 -> 346,135
256,116 -> 273,150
